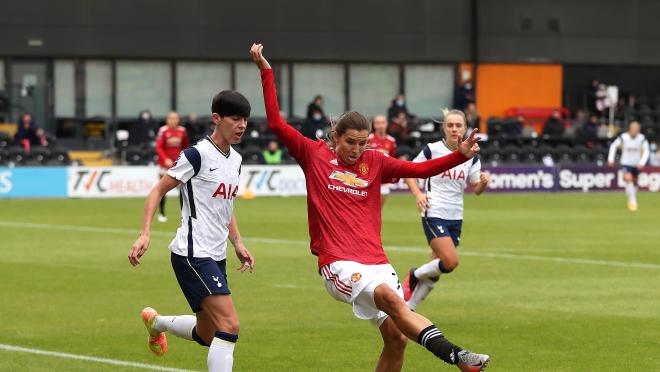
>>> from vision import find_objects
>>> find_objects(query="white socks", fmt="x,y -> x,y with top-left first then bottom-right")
414,259 -> 441,279
154,315 -> 196,341
208,332 -> 238,372
625,182 -> 637,205
407,280 -> 436,311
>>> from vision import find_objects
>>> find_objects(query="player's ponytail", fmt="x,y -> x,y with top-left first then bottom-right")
326,111 -> 372,148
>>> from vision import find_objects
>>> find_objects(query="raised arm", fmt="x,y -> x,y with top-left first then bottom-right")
250,43 -> 312,161
382,129 -> 481,180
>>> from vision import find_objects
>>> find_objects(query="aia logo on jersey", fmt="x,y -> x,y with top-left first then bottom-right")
441,169 -> 466,181
212,183 -> 239,199
329,170 -> 369,188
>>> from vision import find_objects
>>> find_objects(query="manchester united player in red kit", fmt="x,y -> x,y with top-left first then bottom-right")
251,44 -> 489,371
368,114 -> 397,207
156,111 -> 190,222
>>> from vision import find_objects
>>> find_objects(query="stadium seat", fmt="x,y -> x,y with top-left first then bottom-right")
0,148 -> 8,165
0,132 -> 10,148
486,117 -> 504,138
519,144 -> 539,163
7,145 -> 26,164
28,146 -> 51,164
49,147 -> 70,165
142,148 -> 158,165
502,144 -> 522,164
240,145 -> 263,165
125,146 -> 144,165
553,144 -> 573,164
572,145 -> 590,164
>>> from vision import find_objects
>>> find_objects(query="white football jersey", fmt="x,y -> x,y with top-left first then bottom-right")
413,140 -> 481,220
167,136 -> 242,261
608,132 -> 650,167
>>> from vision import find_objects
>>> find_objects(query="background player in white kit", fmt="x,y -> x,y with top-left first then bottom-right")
402,109 -> 490,311
608,121 -> 650,211
128,90 -> 255,372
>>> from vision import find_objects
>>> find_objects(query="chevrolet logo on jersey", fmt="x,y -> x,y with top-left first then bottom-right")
329,170 -> 369,188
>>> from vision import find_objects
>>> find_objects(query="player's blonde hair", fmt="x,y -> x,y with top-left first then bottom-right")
441,108 -> 467,125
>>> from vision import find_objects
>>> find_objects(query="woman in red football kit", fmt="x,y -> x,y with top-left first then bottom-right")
251,44 -> 489,372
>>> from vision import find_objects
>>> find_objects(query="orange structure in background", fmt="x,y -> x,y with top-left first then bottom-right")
475,64 -> 563,133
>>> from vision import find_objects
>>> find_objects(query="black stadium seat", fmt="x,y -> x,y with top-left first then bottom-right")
502,144 -> 521,163
240,145 -> 263,165
126,146 -> 144,165
7,146 -> 26,164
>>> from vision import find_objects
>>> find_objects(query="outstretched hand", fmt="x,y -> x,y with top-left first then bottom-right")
458,128 -> 481,158
250,43 -> 271,70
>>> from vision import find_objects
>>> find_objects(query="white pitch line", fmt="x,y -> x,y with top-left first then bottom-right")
0,343 -> 199,372
1,220 -> 659,270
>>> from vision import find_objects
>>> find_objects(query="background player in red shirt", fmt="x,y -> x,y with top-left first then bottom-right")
156,111 -> 190,222
251,44 -> 489,372
368,114 -> 397,208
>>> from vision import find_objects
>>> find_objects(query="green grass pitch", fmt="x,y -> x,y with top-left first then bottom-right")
0,192 -> 658,371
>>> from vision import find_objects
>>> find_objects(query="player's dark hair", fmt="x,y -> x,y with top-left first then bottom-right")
326,111 -> 371,148
212,90 -> 251,118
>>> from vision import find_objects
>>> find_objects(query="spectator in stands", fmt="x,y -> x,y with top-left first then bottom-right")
388,111 -> 409,144
302,107 -> 328,140
453,79 -> 475,111
580,114 -> 600,146
262,140 -> 283,165
129,109 -> 156,146
183,112 -> 208,143
542,110 -> 564,139
306,95 -> 327,122
503,116 -> 524,137
464,103 -> 480,131
387,94 -> 411,122
35,127 -> 55,147
13,113 -> 39,149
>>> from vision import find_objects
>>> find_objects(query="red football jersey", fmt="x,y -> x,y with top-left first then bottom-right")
156,126 -> 190,169
368,133 -> 397,157
261,69 -> 469,268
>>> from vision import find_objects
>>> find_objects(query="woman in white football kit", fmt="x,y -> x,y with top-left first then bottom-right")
128,91 -> 255,372
607,121 -> 650,211
402,110 -> 490,311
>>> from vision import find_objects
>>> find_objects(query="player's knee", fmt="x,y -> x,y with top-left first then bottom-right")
222,318 -> 240,335
384,331 -> 408,350
377,290 -> 407,316
624,173 -> 633,182
438,258 -> 458,273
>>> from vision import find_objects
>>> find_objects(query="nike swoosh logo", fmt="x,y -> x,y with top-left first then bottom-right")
210,168 -> 218,172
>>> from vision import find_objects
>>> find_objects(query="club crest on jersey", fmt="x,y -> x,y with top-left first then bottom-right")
351,272 -> 362,283
212,183 -> 239,199
359,162 -> 369,175
329,170 -> 369,188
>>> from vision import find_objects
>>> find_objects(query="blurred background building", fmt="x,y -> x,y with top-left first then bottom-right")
1,0 -> 659,166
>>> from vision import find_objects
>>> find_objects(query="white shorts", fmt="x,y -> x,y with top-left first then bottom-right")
380,184 -> 391,195
320,260 -> 403,327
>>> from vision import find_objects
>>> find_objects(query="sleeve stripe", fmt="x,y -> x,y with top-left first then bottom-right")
183,147 -> 202,177
422,145 -> 432,160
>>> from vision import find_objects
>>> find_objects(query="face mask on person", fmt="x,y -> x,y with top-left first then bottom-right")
396,100 -> 404,107
313,113 -> 322,121
141,113 -> 151,121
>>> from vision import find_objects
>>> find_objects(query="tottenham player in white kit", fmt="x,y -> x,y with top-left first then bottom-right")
402,110 -> 490,310
608,121 -> 650,211
128,91 -> 255,372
